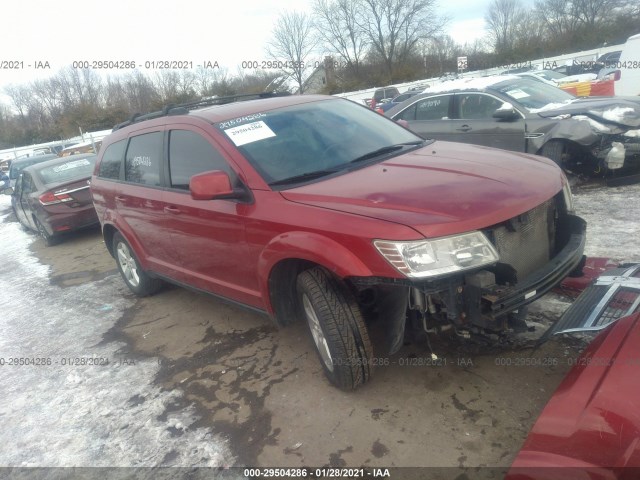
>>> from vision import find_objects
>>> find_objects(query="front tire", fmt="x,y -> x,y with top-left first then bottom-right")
296,267 -> 373,390
113,232 -> 162,296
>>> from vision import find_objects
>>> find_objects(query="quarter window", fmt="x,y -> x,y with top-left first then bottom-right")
125,132 -> 163,186
168,130 -> 232,189
98,140 -> 126,180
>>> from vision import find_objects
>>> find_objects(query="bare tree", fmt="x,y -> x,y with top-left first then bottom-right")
485,0 -> 529,54
534,0 -> 581,38
266,11 -> 318,93
357,0 -> 445,82
313,0 -> 367,75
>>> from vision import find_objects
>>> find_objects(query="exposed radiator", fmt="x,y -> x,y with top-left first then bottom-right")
485,199 -> 556,281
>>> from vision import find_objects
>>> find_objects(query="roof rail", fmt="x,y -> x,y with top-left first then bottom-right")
112,91 -> 291,131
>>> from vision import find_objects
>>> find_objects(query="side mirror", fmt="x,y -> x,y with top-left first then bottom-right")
190,171 -> 234,200
492,107 -> 520,121
1,187 -> 13,195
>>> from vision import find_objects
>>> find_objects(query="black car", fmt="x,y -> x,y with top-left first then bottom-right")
9,154 -> 98,245
386,75 -> 640,175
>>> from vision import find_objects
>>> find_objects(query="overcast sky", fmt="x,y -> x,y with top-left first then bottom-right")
0,0 -> 497,91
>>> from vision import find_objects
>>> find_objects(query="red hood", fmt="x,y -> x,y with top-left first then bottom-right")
281,141 -> 563,238
508,313 -> 640,478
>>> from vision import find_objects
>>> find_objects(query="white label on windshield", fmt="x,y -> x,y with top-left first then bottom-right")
506,89 -> 529,99
224,121 -> 276,146
53,159 -> 90,172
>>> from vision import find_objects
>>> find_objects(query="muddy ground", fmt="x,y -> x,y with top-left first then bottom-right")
25,221 -> 586,476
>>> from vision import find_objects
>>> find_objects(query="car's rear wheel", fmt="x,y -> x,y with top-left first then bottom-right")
35,217 -> 58,247
296,267 -> 373,390
113,232 -> 162,296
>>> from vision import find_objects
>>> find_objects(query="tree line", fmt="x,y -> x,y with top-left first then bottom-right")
2,0 -> 638,148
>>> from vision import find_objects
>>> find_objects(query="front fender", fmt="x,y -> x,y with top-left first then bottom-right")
258,231 -> 375,313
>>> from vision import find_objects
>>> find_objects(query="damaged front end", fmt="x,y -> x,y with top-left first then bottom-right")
352,191 -> 586,353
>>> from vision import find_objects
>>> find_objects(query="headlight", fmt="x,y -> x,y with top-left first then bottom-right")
561,172 -> 574,213
374,232 -> 499,279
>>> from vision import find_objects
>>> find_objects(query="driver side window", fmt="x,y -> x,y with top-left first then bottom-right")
457,94 -> 504,119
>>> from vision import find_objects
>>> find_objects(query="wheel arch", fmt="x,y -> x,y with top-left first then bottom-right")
259,232 -> 374,327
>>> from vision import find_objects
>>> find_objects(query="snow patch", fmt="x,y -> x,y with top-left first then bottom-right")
602,107 -> 634,124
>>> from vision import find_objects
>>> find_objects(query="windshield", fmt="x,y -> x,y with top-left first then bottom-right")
492,77 -> 575,112
219,98 -> 423,186
36,155 -> 97,185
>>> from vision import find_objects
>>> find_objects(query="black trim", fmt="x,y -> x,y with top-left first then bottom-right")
485,215 -> 586,317
150,272 -> 270,318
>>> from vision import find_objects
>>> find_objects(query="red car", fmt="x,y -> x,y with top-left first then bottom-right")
9,154 -> 98,246
91,93 -> 585,390
508,313 -> 640,480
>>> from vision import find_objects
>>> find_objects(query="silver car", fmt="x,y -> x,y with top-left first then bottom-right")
386,75 -> 640,176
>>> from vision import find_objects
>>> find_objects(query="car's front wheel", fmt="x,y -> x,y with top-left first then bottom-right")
296,267 -> 373,390
113,232 -> 162,296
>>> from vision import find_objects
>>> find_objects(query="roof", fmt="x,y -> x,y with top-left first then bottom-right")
110,94 -> 340,134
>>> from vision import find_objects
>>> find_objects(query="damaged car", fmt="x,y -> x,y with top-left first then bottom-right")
386,75 -> 640,176
91,93 -> 586,390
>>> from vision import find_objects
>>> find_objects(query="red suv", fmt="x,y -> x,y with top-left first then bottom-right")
91,93 -> 586,390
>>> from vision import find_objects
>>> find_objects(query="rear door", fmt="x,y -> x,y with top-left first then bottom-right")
162,127 -> 258,307
449,93 -> 526,151
392,94 -> 455,140
116,128 -> 175,274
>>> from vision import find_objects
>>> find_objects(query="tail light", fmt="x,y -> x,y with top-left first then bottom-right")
39,191 -> 73,205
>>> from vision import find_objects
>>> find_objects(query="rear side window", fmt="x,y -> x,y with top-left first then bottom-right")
125,132 -> 163,186
98,140 -> 126,180
415,96 -> 450,120
168,130 -> 232,189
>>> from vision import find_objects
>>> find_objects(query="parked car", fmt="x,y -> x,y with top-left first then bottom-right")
368,86 -> 401,108
9,154 -> 98,246
515,69 -> 567,86
385,75 -> 640,175
376,91 -> 421,113
8,154 -> 58,189
615,33 -> 640,97
91,93 -> 585,390
507,311 -> 640,479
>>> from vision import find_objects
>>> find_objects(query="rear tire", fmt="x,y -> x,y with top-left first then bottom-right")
296,267 -> 373,390
113,232 -> 162,296
35,217 -> 59,246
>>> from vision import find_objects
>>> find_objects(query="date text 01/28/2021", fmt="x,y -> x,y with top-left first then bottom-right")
243,468 -> 391,477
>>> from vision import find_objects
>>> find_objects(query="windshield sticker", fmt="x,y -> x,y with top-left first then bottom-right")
53,159 -> 91,173
506,89 -> 529,99
224,121 -> 276,146
218,113 -> 267,129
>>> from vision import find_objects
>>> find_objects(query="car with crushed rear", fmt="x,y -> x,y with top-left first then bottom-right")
90,93 -> 586,390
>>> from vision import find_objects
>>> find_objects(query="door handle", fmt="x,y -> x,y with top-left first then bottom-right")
456,125 -> 472,132
115,195 -> 126,201
164,206 -> 181,214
